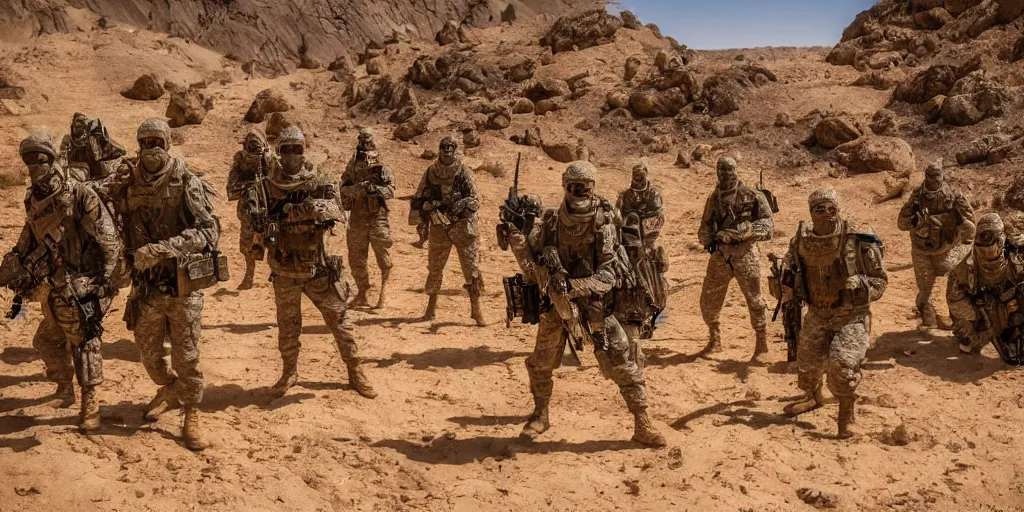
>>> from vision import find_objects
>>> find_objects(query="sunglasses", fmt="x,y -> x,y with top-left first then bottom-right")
812,205 -> 838,214
21,153 -> 52,166
139,138 -> 167,150
279,145 -> 304,156
565,183 -> 593,196
440,144 -> 457,152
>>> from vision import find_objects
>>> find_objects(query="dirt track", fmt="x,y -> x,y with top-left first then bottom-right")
1,17 -> 1024,512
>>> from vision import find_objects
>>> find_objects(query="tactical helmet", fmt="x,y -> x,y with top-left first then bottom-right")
439,136 -> 458,150
925,159 -> 943,176
717,156 -> 737,172
137,118 -> 171,145
808,188 -> 839,210
19,133 -> 58,160
358,128 -> 374,142
562,161 -> 597,188
277,125 -> 306,150
977,213 -> 1005,240
632,160 -> 649,174
243,128 -> 268,150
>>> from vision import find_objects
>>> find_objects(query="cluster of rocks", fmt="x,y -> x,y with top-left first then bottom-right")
890,56 -> 1014,126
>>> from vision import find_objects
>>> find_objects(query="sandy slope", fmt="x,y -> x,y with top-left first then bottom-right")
0,17 -> 1022,512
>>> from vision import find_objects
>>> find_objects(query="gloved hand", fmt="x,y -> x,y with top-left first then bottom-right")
714,231 -> 735,244
844,276 -> 862,291
450,198 -> 469,217
133,242 -> 174,271
422,200 -> 438,212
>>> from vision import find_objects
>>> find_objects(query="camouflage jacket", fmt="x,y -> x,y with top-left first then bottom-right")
897,184 -> 975,254
264,161 -> 345,278
339,158 -> 395,218
698,182 -> 773,248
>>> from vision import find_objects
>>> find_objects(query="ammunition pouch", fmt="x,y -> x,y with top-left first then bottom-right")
502,273 -> 542,327
72,337 -> 104,387
175,250 -> 230,297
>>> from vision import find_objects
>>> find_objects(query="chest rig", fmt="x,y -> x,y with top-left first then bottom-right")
912,187 -> 959,252
796,221 -> 872,310
714,186 -> 758,232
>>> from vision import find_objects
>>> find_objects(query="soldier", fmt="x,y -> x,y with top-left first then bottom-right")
947,214 -> 1024,361
616,161 -> 669,342
340,129 -> 395,308
897,160 -> 975,329
0,133 -> 122,431
227,129 -> 272,290
779,189 -> 887,438
411,136 -> 486,326
519,161 -> 666,447
99,118 -> 220,450
697,156 -> 774,361
259,126 -> 377,400
60,112 -> 127,182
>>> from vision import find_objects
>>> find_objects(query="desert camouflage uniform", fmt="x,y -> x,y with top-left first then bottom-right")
697,158 -> 773,356
60,112 -> 127,183
1,133 -> 122,429
260,126 -> 376,399
340,141 -> 395,308
520,161 -> 665,447
897,163 -> 975,328
781,189 -> 887,438
947,214 -> 1024,361
411,139 -> 485,324
227,129 -> 272,290
99,119 -> 219,449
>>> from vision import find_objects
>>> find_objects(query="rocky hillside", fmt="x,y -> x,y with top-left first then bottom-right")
0,0 -> 593,72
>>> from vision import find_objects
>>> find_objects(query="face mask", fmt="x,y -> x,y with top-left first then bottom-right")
27,163 -> 52,185
439,152 -> 456,166
631,171 -> 647,189
810,203 -> 840,234
140,147 -> 169,173
718,170 -> 738,191
565,182 -> 594,212
924,174 -> 943,191
281,154 -> 304,174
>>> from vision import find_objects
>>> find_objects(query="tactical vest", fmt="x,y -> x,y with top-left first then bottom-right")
911,187 -> 960,252
713,185 -> 761,232
346,162 -> 389,216
266,175 -> 340,278
536,200 -> 616,280
420,166 -> 474,219
796,221 -> 877,311
26,181 -> 105,283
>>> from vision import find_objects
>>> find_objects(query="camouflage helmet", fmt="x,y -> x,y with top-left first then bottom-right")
976,213 -> 1005,241
70,112 -> 94,143
19,132 -> 58,160
717,156 -> 737,172
439,135 -> 458,150
137,118 -> 171,146
632,160 -> 649,175
277,125 -> 306,150
562,161 -> 597,188
925,159 -> 943,177
521,193 -> 543,215
243,128 -> 268,150
357,128 -> 374,143
808,188 -> 839,210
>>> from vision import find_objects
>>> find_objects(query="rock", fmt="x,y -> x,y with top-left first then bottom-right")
796,488 -> 840,509
869,109 -> 899,135
607,89 -> 630,110
462,129 -> 480,149
692,143 -> 714,161
675,150 -> 692,168
620,10 -> 643,29
327,55 -> 353,73
0,67 -> 25,101
409,57 -> 445,89
486,110 -> 511,130
874,173 -> 910,203
711,121 -> 750,138
628,89 -> 687,118
456,77 -> 480,94
965,1 -> 1000,38
1003,173 -> 1024,210
939,74 -> 1014,126
535,99 -> 562,115
512,98 -> 535,114
575,117 -> 596,131
646,135 -> 673,153
421,149 -> 438,160
624,55 -> 642,82
518,126 -> 543,147
892,58 -> 980,104
501,4 -> 517,23
814,117 -> 862,149
827,42 -> 858,66
957,133 -> 1015,165
345,82 -> 368,108
298,36 -> 322,70
507,59 -> 536,82
166,88 -> 210,128
394,116 -> 429,141
646,23 -> 662,38
365,58 -> 382,75
655,50 -> 682,73
835,136 -> 916,177
921,94 -> 947,122
541,9 -> 622,54
265,112 -> 297,139
775,112 -> 795,127
436,21 -> 464,46
702,75 -> 743,116
524,78 -> 570,102
863,51 -> 901,70
881,422 -> 913,446
914,7 -> 954,29
658,69 -> 700,94
998,0 -> 1024,23
121,73 -> 165,101
245,88 -> 291,123
851,70 -> 905,90
543,141 -> 577,163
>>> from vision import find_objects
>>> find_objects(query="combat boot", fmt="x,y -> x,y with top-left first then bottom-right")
631,409 -> 667,448
182,406 -> 209,451
751,330 -> 769,363
422,294 -> 438,321
79,385 -> 101,432
837,396 -> 857,439
470,292 -> 487,327
520,398 -> 550,440
919,303 -> 938,329
936,314 -> 954,331
50,381 -> 75,408
145,383 -> 181,421
784,385 -> 825,417
702,325 -> 722,355
350,288 -> 370,308
238,257 -> 256,291
271,358 -> 298,398
346,361 -> 378,399
375,270 -> 390,309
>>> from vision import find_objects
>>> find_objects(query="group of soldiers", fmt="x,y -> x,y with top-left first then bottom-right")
1,111 -> 1021,451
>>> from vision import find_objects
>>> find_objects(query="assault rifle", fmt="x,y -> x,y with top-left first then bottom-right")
0,243 -> 55,319
768,249 -> 804,362
40,235 -> 104,341
497,153 -> 532,250
537,246 -> 587,363
246,155 -> 279,248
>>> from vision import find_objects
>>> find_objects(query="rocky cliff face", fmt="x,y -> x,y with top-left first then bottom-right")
0,0 -> 590,71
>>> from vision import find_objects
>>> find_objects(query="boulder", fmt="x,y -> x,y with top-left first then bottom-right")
997,0 -> 1024,23
486,109 -> 512,130
702,76 -> 743,116
624,55 -> 642,82
921,94 -> 947,121
957,133 -> 1015,165
835,136 -> 916,176
892,58 -> 980,104
542,141 -> 576,163
814,117 -> 862,149
541,10 -> 622,54
535,99 -> 562,115
620,10 -> 643,29
365,58 -> 382,75
166,89 -> 211,128
628,89 -> 687,118
655,50 -> 682,73
711,121 -> 750,138
863,51 -> 901,70
409,57 -> 446,89
501,4 -> 517,23
327,55 -> 353,73
826,42 -> 858,66
245,88 -> 291,123
674,150 -> 692,168
436,21 -> 464,46
775,112 -> 795,127
939,74 -> 1014,126
265,112 -> 298,139
394,116 -> 429,141
869,109 -> 899,135
121,73 -> 165,101
692,143 -> 714,162
658,69 -> 700,94
507,59 -> 536,82
607,89 -> 629,110
914,7 -> 954,29
298,37 -> 322,70
851,70 -> 905,90
456,77 -> 480,94
462,129 -> 481,149
524,78 -> 570,102
512,98 -> 535,114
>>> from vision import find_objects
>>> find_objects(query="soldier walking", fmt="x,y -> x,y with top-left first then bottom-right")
897,160 -> 975,329
616,161 -> 669,343
697,157 -> 774,361
0,133 -> 123,431
226,129 -> 272,290
340,129 -> 395,309
60,112 -> 127,182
